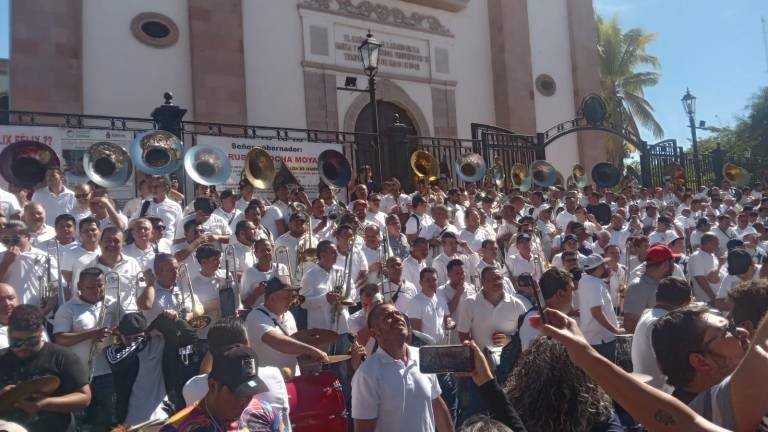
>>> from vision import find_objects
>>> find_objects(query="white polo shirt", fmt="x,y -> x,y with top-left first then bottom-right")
0,187 -> 21,216
630,307 -> 672,393
245,306 -> 299,375
31,186 -> 75,226
505,254 -> 537,280
52,295 -> 116,377
402,255 -> 426,288
60,245 -> 100,275
241,262 -> 289,306
262,201 -> 290,240
577,273 -> 618,345
124,243 -> 157,271
300,264 -> 349,333
190,270 -> 229,337
688,250 -> 720,301
432,252 -> 479,287
458,228 -> 494,252
351,344 -> 441,432
145,198 -> 183,241
404,213 -> 433,238
213,207 -> 241,226
405,292 -> 449,342
72,255 -> 144,312
437,282 -> 477,342
0,247 -> 57,306
456,291 -> 528,349
230,241 -> 256,276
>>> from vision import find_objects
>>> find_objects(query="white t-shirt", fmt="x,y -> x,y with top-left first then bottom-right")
31,186 -> 75,226
405,292 -> 449,343
402,256 -> 426,289
300,264 -> 349,334
142,282 -> 201,325
190,270 -> 228,337
458,228 -> 494,252
404,213 -> 433,238
145,198 -> 183,241
0,247 -> 57,307
456,291 -> 528,349
245,306 -> 299,375
261,201 -> 290,240
630,307 -> 672,393
383,280 -> 418,313
717,273 -> 758,300
72,255 -> 144,312
60,245 -> 100,275
432,252 -> 479,287
688,250 -> 720,301
577,273 -> 618,345
52,295 -> 116,377
123,243 -> 157,271
241,262 -> 289,306
351,345 -> 441,432
182,368 -> 289,413
0,187 -> 21,216
437,282 -> 477,342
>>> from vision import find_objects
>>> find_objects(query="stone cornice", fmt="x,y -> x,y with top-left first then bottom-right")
300,0 -> 453,37
401,0 -> 468,13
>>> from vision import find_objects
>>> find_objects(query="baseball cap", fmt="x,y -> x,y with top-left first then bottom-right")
209,344 -> 268,397
516,233 -> 531,244
727,248 -> 752,276
645,244 -> 680,264
118,313 -> 147,336
696,217 -> 710,228
264,276 -> 296,297
579,255 -> 606,271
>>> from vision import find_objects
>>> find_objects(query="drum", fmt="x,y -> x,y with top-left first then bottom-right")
615,334 -> 634,372
285,371 -> 348,432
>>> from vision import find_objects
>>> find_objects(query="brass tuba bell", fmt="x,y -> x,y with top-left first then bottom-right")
243,147 -> 276,189
572,164 -> 588,188
591,162 -> 622,188
530,160 -> 558,188
84,142 -> 134,188
455,153 -> 487,183
0,140 -> 61,188
722,163 -> 751,187
130,130 -> 183,175
183,145 -> 232,186
410,150 -> 439,181
510,163 -> 532,192
663,162 -> 687,186
318,149 -> 352,190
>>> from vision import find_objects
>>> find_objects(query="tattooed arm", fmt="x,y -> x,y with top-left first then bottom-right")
533,309 -> 728,432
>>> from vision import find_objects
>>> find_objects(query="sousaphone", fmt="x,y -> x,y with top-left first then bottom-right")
530,160 -> 558,188
130,130 -> 183,175
455,153 -> 487,183
183,145 -> 232,186
591,162 -> 622,188
0,140 -> 61,188
318,149 -> 352,189
510,163 -> 532,192
243,147 -> 276,189
83,141 -> 134,188
722,163 -> 751,187
410,150 -> 439,181
572,164 -> 589,188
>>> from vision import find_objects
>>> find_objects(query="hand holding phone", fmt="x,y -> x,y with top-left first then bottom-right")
419,345 -> 474,374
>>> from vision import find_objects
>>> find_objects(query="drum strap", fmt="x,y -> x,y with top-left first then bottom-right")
256,307 -> 289,336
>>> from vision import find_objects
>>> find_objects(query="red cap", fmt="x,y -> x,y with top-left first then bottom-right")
645,244 -> 680,264
654,187 -> 663,193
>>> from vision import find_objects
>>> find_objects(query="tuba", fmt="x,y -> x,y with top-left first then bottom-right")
486,157 -> 505,188
455,153 -> 487,183
318,149 -> 352,191
410,150 -> 439,181
0,140 -> 61,188
723,163 -> 751,187
572,164 -> 588,188
130,130 -> 183,175
592,162 -> 622,188
510,163 -> 532,192
663,162 -> 687,186
243,147 -> 276,189
530,160 -> 558,188
84,141 -> 134,188
183,145 -> 232,186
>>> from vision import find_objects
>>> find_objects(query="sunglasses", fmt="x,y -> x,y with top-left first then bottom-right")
154,225 -> 166,231
9,336 -> 41,349
702,320 -> 739,350
75,193 -> 90,199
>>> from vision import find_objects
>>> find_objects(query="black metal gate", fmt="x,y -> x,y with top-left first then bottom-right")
470,123 -> 540,191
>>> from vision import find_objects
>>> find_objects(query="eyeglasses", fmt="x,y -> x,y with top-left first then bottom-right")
154,225 -> 166,231
9,336 -> 41,349
702,320 -> 739,350
75,193 -> 90,199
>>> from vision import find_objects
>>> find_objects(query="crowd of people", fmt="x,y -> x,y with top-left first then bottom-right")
1,165 -> 768,432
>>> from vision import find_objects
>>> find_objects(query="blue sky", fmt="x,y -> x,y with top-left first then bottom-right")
0,0 -> 765,149
594,0 -> 768,149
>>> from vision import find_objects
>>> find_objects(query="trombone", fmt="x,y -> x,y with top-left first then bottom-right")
332,234 -> 358,329
178,263 -> 212,329
221,245 -> 239,318
290,203 -> 317,283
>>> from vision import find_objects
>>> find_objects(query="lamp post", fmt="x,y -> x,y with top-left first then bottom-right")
682,88 -> 702,188
358,32 -> 383,186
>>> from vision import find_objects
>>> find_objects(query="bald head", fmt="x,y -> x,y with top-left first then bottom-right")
22,203 -> 45,231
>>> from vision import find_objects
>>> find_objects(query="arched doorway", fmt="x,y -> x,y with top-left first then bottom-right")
354,101 -> 416,188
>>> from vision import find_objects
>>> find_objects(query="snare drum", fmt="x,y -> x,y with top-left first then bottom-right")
285,371 -> 348,432
615,334 -> 634,372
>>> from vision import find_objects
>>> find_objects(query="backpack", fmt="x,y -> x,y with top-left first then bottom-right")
405,213 -> 421,235
494,308 -> 536,386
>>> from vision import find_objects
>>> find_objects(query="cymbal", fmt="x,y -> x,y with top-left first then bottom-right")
325,354 -> 352,364
629,372 -> 653,384
0,375 -> 60,413
292,328 -> 338,347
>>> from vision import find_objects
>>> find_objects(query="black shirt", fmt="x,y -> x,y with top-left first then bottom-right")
0,343 -> 88,432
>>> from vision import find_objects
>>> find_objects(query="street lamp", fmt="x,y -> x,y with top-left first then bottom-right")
682,88 -> 702,188
358,32 -> 383,185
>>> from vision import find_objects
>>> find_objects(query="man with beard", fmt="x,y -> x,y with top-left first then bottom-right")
623,244 -> 679,332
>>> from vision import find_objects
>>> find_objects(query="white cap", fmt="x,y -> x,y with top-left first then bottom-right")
740,227 -> 759,239
579,255 -> 606,271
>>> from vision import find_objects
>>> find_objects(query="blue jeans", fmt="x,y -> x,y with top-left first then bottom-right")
80,373 -> 115,432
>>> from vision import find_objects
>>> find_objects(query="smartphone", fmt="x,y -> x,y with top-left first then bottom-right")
419,345 -> 474,374
529,275 -> 548,325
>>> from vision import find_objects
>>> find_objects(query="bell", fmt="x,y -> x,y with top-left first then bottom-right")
722,163 -> 751,187
455,153 -> 487,183
0,140 -> 61,188
572,164 -> 588,188
183,145 -> 232,186
510,163 -> 532,192
84,142 -> 133,188
243,147 -> 276,189
318,149 -> 352,189
591,162 -> 622,188
530,160 -> 558,188
410,150 -> 439,181
130,130 -> 183,175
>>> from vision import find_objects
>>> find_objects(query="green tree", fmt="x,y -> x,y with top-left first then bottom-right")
597,15 -> 664,166
697,86 -> 768,159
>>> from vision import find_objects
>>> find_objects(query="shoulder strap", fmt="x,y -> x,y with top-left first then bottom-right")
409,213 -> 421,234
139,200 -> 152,218
255,308 -> 289,336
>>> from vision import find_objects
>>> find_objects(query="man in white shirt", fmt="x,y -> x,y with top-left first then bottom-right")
361,224 -> 385,283
607,213 -> 633,255
61,217 -> 101,286
230,219 -> 258,282
70,183 -> 93,223
631,276 -> 692,393
173,219 -> 214,281
145,176 -> 183,242
577,255 -> 624,362
213,189 -> 242,226
518,268 -> 575,349
301,240 -> 349,334
31,167 -> 75,226
555,195 -> 577,230
380,256 -> 418,312
334,224 -> 368,301
190,245 -> 228,337
405,267 -> 449,343
52,267 -> 116,430
0,283 -> 18,349
351,302 -> 453,432
0,185 -> 21,218
648,215 -> 680,246
261,184 -> 291,240
275,212 -> 316,285
174,198 -> 231,246
89,190 -> 128,231
241,239 -> 289,309
432,232 -> 480,286
438,259 -> 477,344
122,179 -> 150,221
688,233 -> 722,303
22,202 -> 55,248
690,217 -> 712,250
124,218 -> 157,271
245,276 -> 327,376
402,238 -> 428,289
72,227 -> 144,312
235,179 -> 256,213
229,200 -> 272,244
421,205 -> 459,263
404,196 -> 433,242
506,234 -> 540,284
137,253 -> 201,325
712,215 -> 738,256
458,208 -> 493,252
365,194 -> 387,231
0,220 -> 58,313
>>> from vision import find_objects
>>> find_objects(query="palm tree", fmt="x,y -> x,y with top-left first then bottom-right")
597,15 -> 664,166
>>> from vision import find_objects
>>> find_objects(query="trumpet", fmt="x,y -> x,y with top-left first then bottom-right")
178,263 -> 212,329
332,235 -> 357,328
